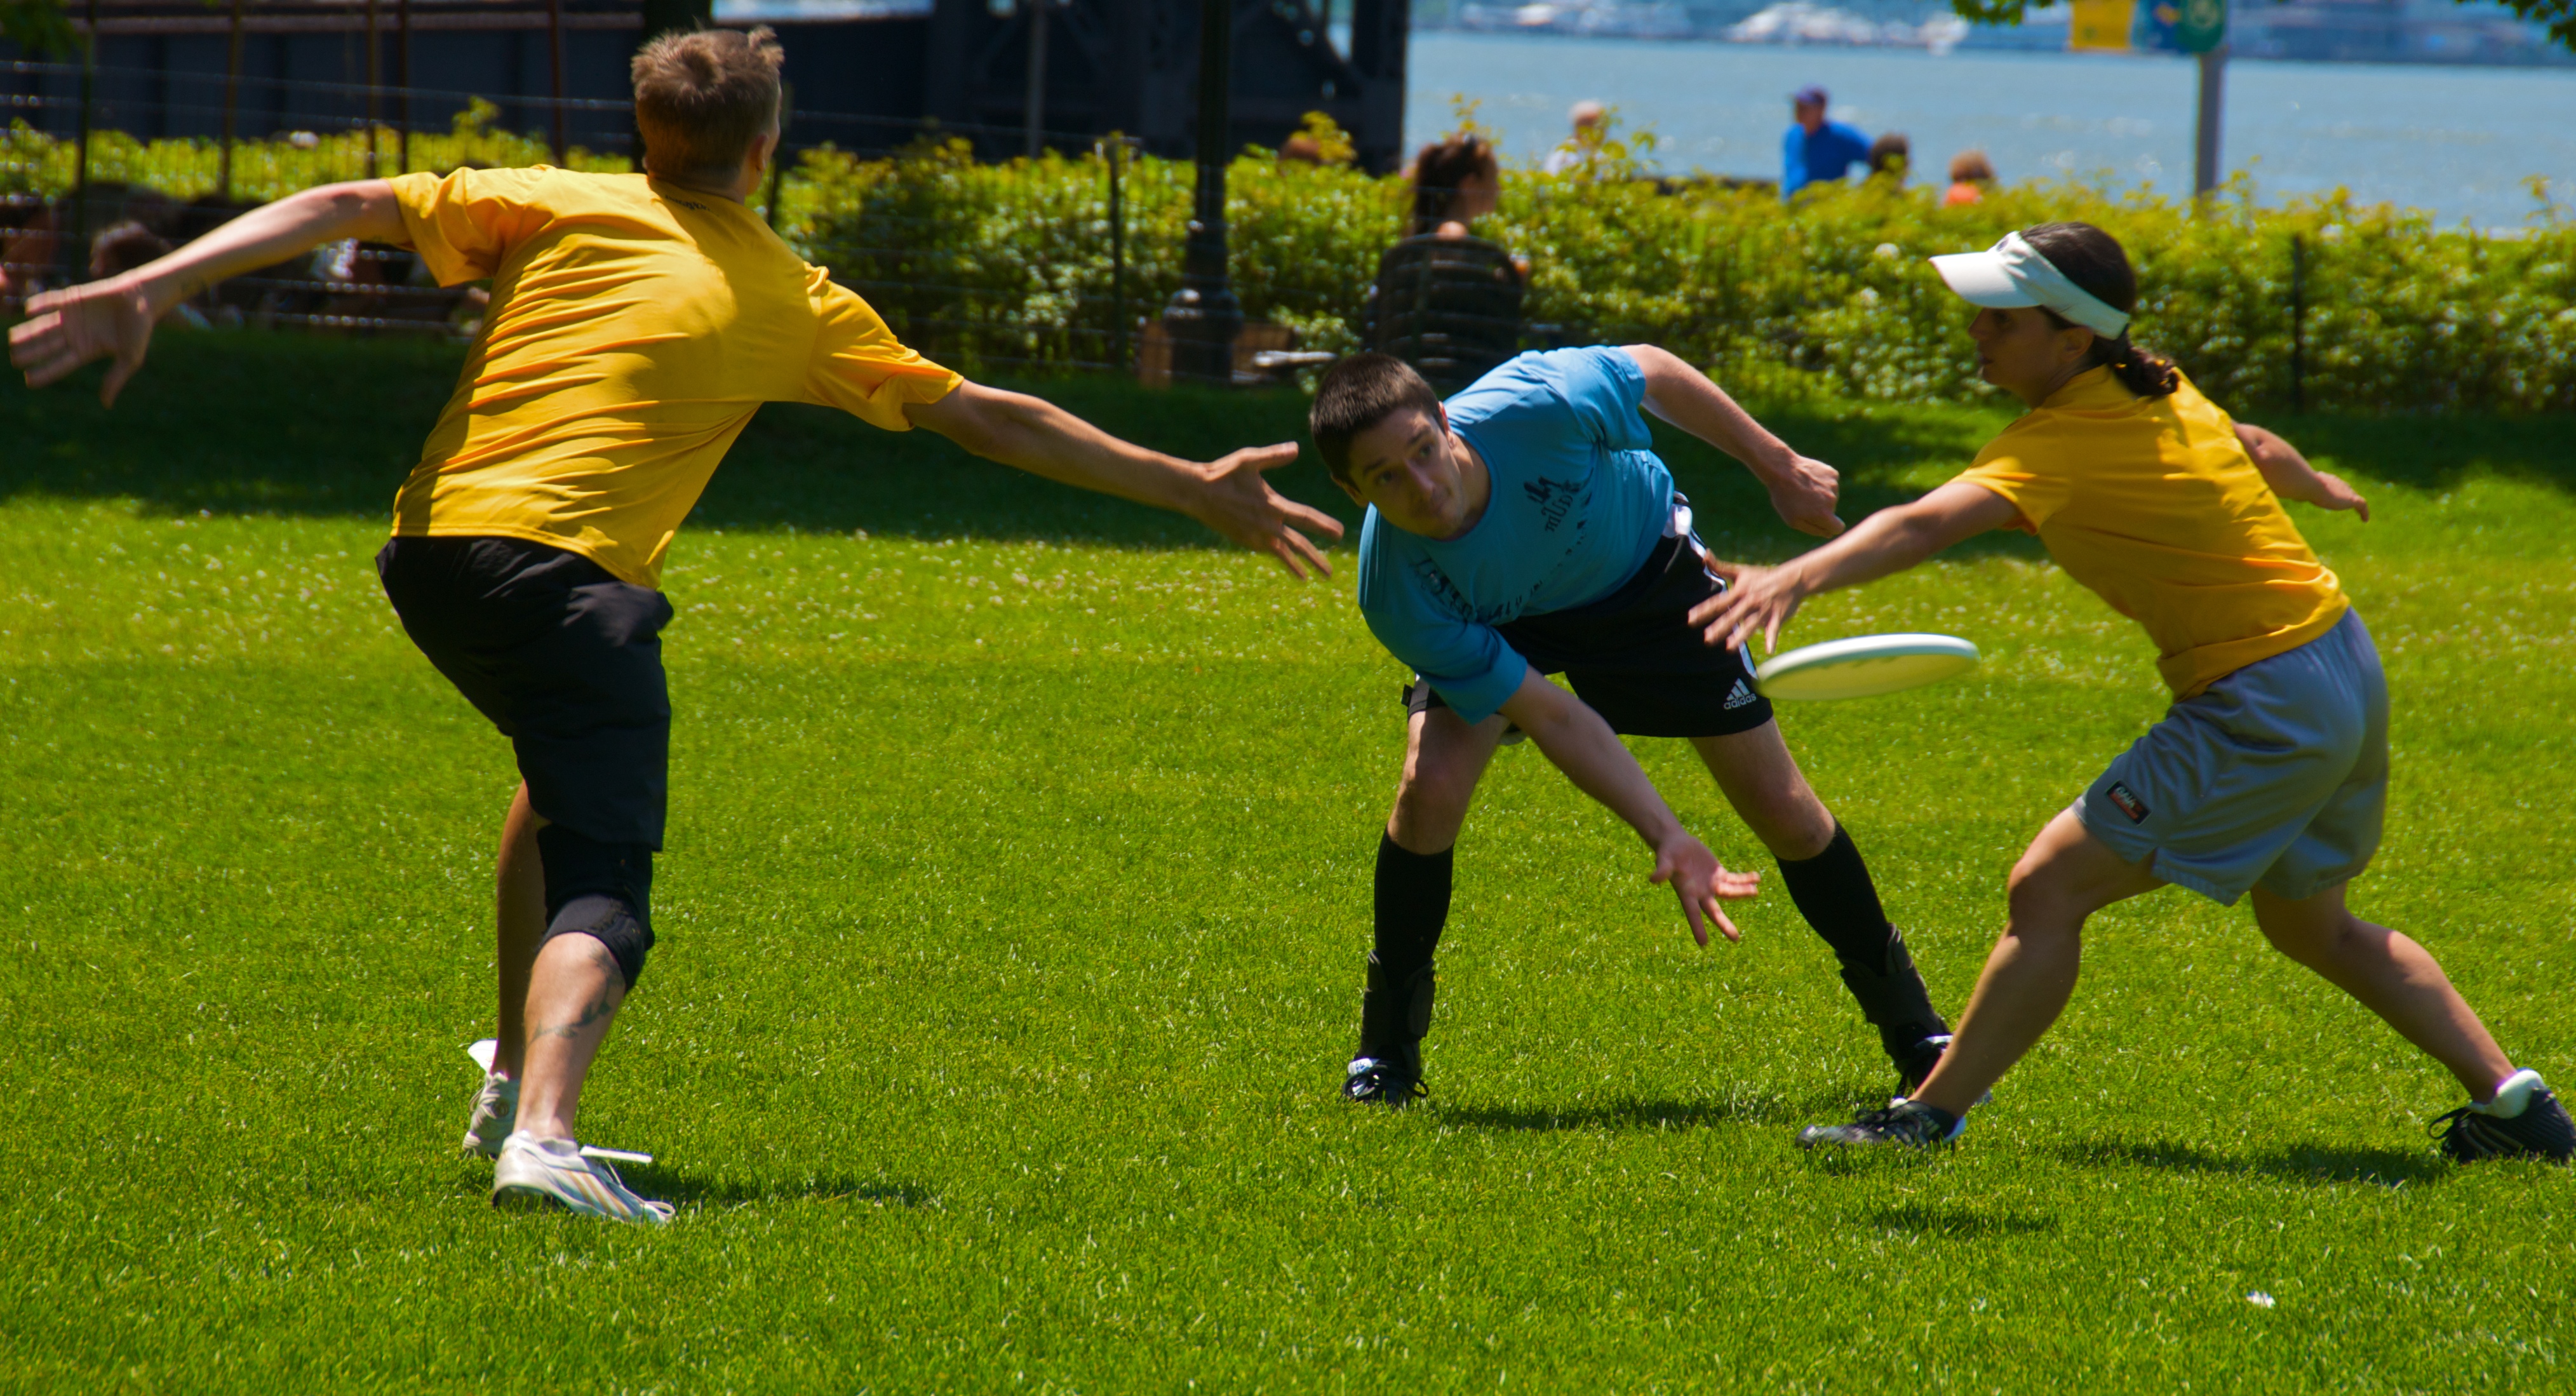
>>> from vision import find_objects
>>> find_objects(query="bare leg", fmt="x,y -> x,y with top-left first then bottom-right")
1387,706 -> 1510,854
2249,883 -> 2515,1101
1689,722 -> 1836,861
515,933 -> 628,1141
493,783 -> 547,1080
1910,809 -> 2164,1117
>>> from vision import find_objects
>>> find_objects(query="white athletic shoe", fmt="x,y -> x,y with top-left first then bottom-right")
461,1071 -> 519,1158
492,1132 -> 674,1224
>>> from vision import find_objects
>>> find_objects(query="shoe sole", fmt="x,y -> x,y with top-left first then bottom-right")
491,1182 -> 567,1214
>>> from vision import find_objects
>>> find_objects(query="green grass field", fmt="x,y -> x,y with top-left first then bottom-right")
4,335 -> 2572,1392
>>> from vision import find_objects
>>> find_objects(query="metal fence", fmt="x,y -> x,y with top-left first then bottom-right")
2,58 -> 1196,366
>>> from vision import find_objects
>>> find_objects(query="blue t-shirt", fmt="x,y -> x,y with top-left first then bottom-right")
1355,346 -> 1674,724
1783,121 -> 1870,198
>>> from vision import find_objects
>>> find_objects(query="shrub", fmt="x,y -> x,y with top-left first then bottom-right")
9,119 -> 2571,412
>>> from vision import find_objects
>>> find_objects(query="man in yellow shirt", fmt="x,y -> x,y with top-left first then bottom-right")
1694,222 -> 2570,1163
11,27 -> 1345,1221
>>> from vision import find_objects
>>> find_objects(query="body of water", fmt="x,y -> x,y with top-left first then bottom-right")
1407,31 -> 2576,227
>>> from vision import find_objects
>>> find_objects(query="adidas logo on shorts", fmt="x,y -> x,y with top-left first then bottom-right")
1723,678 -> 1758,710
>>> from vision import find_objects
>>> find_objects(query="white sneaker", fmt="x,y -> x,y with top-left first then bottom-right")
461,1071 -> 519,1158
492,1132 -> 674,1224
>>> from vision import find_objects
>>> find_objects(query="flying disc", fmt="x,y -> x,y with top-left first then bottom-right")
1753,633 -> 1980,701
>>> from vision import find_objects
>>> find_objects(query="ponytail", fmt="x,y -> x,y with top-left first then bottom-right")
2096,332 -> 2180,398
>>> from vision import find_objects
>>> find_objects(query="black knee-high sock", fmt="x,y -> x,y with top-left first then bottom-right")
1359,833 -> 1451,1059
1776,823 -> 1947,1054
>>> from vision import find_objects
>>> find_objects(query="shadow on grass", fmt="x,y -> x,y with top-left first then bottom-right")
9,335 -> 2570,561
634,1170 -> 942,1209
1865,1201 -> 2058,1238
2053,1138 -> 2448,1188
1437,1084 -> 1865,1133
458,1164 -> 939,1210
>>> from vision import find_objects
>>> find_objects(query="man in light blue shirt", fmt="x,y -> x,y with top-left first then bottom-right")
1309,346 -> 1959,1107
1783,84 -> 1871,199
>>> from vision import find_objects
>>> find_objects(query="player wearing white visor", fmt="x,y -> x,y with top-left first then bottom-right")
1694,221 -> 2573,1163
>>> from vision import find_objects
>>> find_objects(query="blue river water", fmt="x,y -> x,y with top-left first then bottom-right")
1406,30 -> 2576,227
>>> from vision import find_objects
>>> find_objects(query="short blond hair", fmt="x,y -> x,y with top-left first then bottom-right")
631,27 -> 784,183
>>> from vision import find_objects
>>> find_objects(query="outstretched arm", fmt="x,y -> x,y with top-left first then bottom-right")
2236,422 -> 2369,522
1493,668 -> 1760,946
1689,478 -> 2021,654
10,180 -> 406,406
903,380 -> 1346,579
1625,343 -> 1844,538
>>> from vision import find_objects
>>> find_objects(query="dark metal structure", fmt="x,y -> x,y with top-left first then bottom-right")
4,0 -> 1410,171
922,0 -> 1408,171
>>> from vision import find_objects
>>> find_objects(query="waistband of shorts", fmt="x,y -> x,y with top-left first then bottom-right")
1533,532 -> 1693,624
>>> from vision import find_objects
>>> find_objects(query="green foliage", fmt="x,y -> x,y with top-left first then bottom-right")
0,105 -> 630,205
768,140 -> 2576,414
2487,0 -> 2576,48
12,123 -> 2575,412
0,0 -> 75,58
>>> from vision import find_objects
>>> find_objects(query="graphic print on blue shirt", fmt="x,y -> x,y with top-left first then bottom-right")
1355,346 -> 1676,725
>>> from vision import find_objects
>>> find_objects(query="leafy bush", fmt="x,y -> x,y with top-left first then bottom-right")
10,117 -> 2572,412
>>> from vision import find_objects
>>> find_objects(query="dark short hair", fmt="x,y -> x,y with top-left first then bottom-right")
631,26 -> 784,184
1311,354 -> 1444,483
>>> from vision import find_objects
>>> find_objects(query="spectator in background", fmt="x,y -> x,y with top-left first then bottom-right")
1409,133 -> 1505,240
1782,85 -> 1869,201
1867,133 -> 1911,184
1541,100 -> 1607,176
1944,150 -> 1996,206
1368,133 -> 1528,390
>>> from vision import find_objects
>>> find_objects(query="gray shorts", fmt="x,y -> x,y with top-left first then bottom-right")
2074,607 -> 2387,906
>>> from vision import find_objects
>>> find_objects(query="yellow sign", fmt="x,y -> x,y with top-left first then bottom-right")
2069,0 -> 2137,50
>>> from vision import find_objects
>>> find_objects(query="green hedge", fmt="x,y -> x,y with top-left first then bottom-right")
10,119 -> 2574,412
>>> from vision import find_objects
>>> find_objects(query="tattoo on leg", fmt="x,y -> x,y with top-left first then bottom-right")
531,994 -> 617,1041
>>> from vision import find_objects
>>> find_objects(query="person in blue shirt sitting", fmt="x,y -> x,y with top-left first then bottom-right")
1783,85 -> 1872,200
1308,347 -> 1960,1106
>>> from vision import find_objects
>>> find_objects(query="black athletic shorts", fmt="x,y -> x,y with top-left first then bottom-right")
377,535 -> 674,849
1405,532 -> 1775,739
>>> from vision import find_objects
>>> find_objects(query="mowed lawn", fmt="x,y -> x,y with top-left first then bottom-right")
4,335 -> 2572,1393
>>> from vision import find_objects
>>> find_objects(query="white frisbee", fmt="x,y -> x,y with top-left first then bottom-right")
1753,633 -> 1980,701
465,1040 -> 654,1166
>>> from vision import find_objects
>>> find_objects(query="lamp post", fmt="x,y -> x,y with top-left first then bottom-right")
2175,0 -> 2228,198
1161,0 -> 1241,385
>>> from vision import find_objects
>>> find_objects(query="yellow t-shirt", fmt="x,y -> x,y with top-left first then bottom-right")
386,166 -> 960,587
1955,366 -> 2348,699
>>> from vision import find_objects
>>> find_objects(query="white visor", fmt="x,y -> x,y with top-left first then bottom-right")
1928,231 -> 2130,340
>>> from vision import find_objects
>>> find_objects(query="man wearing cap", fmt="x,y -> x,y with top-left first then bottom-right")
1782,86 -> 1871,201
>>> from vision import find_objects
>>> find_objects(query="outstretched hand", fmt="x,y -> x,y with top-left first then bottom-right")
1649,831 -> 1760,947
1691,556 -> 1807,656
1766,452 -> 1846,539
1194,441 -> 1347,581
10,272 -> 163,404
9,274 -> 161,406
2308,470 -> 2371,522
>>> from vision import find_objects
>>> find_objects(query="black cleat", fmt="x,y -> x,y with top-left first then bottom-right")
1344,1055 -> 1426,1107
1887,1033 -> 1991,1108
1891,1033 -> 1952,1099
2431,1070 -> 2575,1164
1796,1099 -> 1962,1151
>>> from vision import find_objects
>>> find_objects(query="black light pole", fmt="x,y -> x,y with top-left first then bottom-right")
1162,0 -> 1241,384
